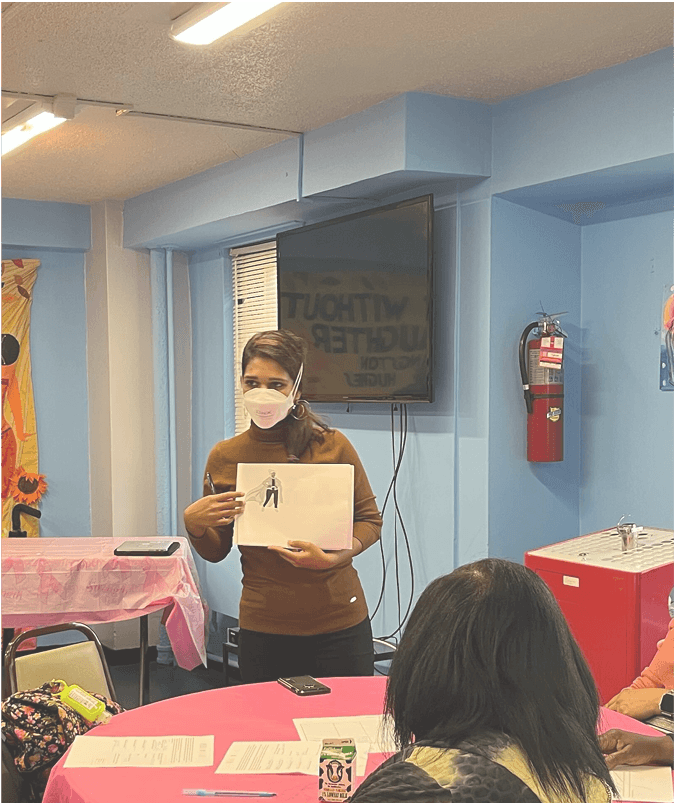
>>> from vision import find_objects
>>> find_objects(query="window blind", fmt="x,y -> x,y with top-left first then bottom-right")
230,241 -> 278,435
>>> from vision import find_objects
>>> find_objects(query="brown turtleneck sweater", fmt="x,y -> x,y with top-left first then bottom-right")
189,421 -> 382,635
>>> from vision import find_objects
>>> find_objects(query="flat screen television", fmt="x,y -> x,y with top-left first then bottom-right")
277,194 -> 433,403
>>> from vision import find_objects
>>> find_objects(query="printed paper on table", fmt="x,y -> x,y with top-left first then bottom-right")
64,734 -> 214,768
216,740 -> 370,776
235,463 -> 353,549
611,765 -> 674,803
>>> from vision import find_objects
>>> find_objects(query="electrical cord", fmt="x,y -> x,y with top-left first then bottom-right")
382,406 -> 415,640
391,407 -> 402,634
370,403 -> 406,621
390,405 -> 408,637
371,403 -> 416,644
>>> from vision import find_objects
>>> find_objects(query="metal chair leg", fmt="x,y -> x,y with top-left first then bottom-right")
139,616 -> 150,705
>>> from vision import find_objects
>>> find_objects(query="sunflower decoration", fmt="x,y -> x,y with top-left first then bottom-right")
9,468 -> 48,505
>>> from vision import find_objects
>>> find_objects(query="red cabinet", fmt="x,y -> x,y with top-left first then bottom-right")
525,527 -> 673,703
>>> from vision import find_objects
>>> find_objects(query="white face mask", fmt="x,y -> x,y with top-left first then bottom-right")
243,364 -> 303,429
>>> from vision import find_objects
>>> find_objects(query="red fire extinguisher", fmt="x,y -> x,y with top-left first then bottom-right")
519,313 -> 566,462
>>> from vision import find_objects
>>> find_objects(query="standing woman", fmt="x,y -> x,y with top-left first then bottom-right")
184,329 -> 383,683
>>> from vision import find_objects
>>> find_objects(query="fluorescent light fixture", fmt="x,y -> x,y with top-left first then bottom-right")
172,0 -> 283,45
1,111 -> 67,156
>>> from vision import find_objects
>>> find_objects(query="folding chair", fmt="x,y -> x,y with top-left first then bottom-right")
372,638 -> 397,669
3,623 -> 117,802
4,622 -> 117,701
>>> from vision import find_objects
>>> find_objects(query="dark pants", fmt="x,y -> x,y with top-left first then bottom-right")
238,617 -> 374,684
263,488 -> 278,508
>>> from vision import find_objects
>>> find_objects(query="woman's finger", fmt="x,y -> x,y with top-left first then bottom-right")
213,500 -> 245,514
210,491 -> 245,502
287,540 -> 313,549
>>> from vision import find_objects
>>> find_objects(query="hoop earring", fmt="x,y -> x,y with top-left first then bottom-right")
290,399 -> 310,420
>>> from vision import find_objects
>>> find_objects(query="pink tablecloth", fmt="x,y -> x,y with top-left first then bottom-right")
44,676 -> 390,803
1,536 -> 206,670
42,676 -> 673,803
599,706 -> 672,737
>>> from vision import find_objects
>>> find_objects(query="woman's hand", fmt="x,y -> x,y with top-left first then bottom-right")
184,492 -> 245,538
599,729 -> 674,769
267,539 -> 362,570
605,687 -> 665,720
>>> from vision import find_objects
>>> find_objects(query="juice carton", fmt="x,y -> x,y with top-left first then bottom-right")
318,738 -> 356,801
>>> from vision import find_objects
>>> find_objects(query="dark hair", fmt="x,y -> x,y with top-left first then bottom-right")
385,558 -> 615,802
241,329 -> 331,458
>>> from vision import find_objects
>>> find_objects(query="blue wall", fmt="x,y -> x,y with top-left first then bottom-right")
1,242 -> 91,538
488,200 -> 673,561
491,49 -> 672,195
188,246 -> 244,618
2,199 -> 91,252
489,199 -> 583,560
580,210 -> 673,531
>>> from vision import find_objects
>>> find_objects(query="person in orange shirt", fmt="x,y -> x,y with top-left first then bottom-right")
605,618 -> 674,720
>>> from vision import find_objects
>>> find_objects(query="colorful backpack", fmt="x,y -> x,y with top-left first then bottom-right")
1,679 -> 123,801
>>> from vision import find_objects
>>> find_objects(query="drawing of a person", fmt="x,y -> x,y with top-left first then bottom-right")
244,470 -> 283,509
262,471 -> 282,509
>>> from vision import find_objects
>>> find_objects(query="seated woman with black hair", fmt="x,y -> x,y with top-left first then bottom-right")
351,559 -> 616,803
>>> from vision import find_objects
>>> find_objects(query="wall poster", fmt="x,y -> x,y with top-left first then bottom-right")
661,284 -> 674,391
2,258 -> 47,537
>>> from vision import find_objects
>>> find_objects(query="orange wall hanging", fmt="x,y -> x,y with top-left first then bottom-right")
2,258 -> 47,537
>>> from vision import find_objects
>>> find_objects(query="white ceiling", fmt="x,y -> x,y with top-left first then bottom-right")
1,1 -> 672,205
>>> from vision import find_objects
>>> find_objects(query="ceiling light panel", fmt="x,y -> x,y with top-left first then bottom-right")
1,111 -> 67,156
172,0 -> 283,45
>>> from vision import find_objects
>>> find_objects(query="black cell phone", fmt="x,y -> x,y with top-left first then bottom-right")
277,676 -> 331,696
113,540 -> 180,556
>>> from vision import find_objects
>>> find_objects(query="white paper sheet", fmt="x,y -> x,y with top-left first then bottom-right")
63,734 -> 214,768
293,714 -> 396,754
234,463 -> 353,549
611,765 -> 674,803
216,741 -> 370,776
216,741 -> 322,775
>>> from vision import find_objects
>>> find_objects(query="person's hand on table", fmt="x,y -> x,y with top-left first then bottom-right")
268,539 -> 363,570
184,492 -> 245,538
599,729 -> 674,769
605,687 -> 665,720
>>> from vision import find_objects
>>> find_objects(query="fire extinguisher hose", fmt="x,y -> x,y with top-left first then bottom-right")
519,321 -> 539,415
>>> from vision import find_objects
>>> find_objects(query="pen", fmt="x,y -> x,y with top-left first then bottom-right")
182,792 -> 276,798
206,473 -> 216,495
